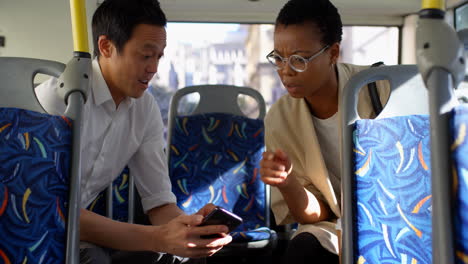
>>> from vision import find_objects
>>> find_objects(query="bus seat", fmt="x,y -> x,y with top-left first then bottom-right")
0,57 -> 86,264
341,65 -> 432,264
452,104 -> 468,263
87,167 -> 137,223
167,85 -> 277,257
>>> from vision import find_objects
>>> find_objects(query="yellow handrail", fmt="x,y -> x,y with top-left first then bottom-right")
421,0 -> 445,10
69,0 -> 89,53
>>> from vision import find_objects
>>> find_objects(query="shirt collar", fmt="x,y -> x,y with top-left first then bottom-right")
92,59 -> 113,106
91,59 -> 135,109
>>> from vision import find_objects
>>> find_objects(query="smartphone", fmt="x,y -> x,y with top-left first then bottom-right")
199,207 -> 243,238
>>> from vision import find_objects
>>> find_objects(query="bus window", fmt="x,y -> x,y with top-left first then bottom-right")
148,22 -> 399,131
341,27 -> 399,65
455,1 -> 468,31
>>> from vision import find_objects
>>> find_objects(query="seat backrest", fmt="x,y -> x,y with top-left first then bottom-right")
167,84 -> 266,149
427,28 -> 468,264
168,84 -> 266,118
341,65 -> 432,264
0,57 -> 75,263
451,104 -> 468,263
87,166 -> 137,223
167,85 -> 269,240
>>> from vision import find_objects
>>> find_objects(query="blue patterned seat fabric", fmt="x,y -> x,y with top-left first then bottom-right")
0,107 -> 72,264
87,167 -> 130,223
451,104 -> 468,264
169,113 -> 269,242
353,115 -> 432,264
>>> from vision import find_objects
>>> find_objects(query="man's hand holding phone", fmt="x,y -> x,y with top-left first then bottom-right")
152,204 -> 234,258
198,206 -> 243,239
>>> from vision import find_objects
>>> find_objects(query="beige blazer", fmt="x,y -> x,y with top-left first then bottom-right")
265,63 -> 390,254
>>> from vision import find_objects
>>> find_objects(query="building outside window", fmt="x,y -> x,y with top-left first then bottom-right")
149,23 -> 400,132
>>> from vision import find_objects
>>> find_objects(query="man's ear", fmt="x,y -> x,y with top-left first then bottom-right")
328,42 -> 340,65
98,35 -> 114,58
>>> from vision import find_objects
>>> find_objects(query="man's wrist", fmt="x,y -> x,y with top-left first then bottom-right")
145,224 -> 164,252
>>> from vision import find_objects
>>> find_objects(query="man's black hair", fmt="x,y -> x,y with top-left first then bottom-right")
276,0 -> 343,46
92,0 -> 167,58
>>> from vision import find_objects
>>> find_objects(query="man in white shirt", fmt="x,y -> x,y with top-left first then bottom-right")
36,0 -> 231,263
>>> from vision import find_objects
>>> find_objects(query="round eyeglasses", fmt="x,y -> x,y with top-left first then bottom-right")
266,45 -> 330,73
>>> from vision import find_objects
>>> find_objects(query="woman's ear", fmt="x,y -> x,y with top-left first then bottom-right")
97,35 -> 114,58
329,42 -> 340,65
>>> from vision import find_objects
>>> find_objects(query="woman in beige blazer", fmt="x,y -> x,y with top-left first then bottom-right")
260,0 -> 389,263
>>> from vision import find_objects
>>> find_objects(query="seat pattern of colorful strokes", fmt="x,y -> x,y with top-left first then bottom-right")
452,104 -> 468,264
169,113 -> 269,242
353,115 -> 432,264
87,167 -> 130,223
0,108 -> 72,264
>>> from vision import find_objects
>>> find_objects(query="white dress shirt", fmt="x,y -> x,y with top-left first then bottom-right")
35,59 -> 176,212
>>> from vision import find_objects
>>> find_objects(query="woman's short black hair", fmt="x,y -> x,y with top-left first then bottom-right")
92,0 -> 167,58
276,0 -> 343,46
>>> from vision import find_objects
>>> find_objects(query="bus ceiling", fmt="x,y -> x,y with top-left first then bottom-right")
159,0 -> 467,26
